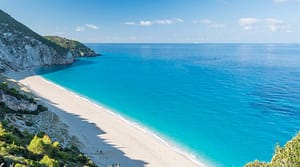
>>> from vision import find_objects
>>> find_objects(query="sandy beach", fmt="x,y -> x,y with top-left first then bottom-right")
7,70 -> 205,167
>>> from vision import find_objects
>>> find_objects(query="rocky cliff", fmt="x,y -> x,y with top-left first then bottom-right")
45,36 -> 99,57
0,76 -> 96,166
0,10 -> 74,72
0,89 -> 37,112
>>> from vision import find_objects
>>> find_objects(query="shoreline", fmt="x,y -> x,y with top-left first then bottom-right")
6,70 -> 208,167
37,73 -> 206,166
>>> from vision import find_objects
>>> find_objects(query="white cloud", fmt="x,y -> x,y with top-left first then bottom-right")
269,25 -> 279,31
265,18 -> 283,31
243,26 -> 254,30
238,17 -> 293,32
239,18 -> 260,30
155,18 -> 183,24
75,24 -> 99,32
173,18 -> 184,22
75,26 -> 85,32
125,18 -> 184,26
85,24 -> 99,30
124,20 -> 154,26
264,18 -> 292,32
239,18 -> 260,26
124,22 -> 136,25
265,18 -> 283,24
155,19 -> 173,25
140,21 -> 154,26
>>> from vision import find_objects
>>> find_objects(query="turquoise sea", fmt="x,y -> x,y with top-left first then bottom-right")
37,44 -> 300,166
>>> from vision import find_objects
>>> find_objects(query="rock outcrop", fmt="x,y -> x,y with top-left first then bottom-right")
0,10 -> 74,72
45,36 -> 99,57
0,89 -> 37,112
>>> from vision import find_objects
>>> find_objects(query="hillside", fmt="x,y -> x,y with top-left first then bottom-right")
245,132 -> 300,167
45,36 -> 99,57
0,9 -> 74,72
0,9 -> 99,166
0,75 -> 96,166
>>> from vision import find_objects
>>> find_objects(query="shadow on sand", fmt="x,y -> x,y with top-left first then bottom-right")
6,59 -> 97,80
35,59 -> 98,75
31,90 -> 148,167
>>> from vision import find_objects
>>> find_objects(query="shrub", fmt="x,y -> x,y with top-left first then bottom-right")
27,135 -> 60,158
57,151 -> 73,161
28,98 -> 36,104
0,123 -> 6,136
6,142 -> 23,155
52,141 -> 60,149
15,164 -> 27,167
0,123 -> 21,145
39,155 -> 59,167
37,131 -> 46,138
70,144 -> 80,153
27,135 -> 54,154
25,121 -> 33,127
77,153 -> 89,163
270,133 -> 300,166
27,135 -> 44,155
0,118 -> 96,166
42,135 -> 52,145
37,105 -> 48,112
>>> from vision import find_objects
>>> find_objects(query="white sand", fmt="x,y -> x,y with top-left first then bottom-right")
7,71 -> 206,167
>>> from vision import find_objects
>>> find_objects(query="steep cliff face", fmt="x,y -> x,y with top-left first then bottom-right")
0,10 -> 74,71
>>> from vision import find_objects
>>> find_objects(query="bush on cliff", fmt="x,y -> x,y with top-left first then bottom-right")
0,122 -> 96,166
245,132 -> 300,167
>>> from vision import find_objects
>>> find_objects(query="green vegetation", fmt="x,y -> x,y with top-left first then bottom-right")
0,9 -> 68,56
245,132 -> 300,167
39,155 -> 59,167
0,79 -> 96,166
45,36 -> 98,57
0,122 -> 96,166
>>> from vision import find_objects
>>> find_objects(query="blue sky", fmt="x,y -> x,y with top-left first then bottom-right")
0,0 -> 299,43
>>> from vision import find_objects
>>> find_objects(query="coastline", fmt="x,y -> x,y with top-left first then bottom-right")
6,70 -> 207,167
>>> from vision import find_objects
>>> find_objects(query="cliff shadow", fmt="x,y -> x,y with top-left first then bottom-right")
32,91 -> 148,167
35,59 -> 98,75
4,59 -> 99,81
